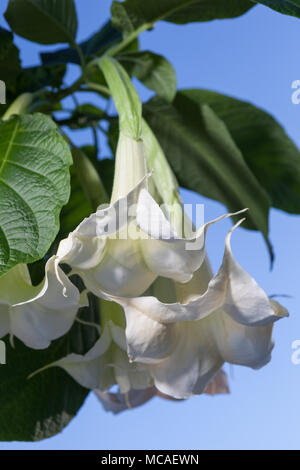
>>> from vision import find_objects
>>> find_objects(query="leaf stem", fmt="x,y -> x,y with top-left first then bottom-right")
106,23 -> 152,56
84,82 -> 111,96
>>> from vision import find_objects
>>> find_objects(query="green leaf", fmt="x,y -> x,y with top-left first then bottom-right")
59,164 -> 92,238
60,149 -> 115,238
254,1 -> 300,18
71,146 -> 108,211
0,286 -> 100,441
143,94 -> 272,252
4,0 -> 78,45
118,51 -> 177,102
0,113 -> 72,276
100,56 -> 142,139
13,64 -> 66,96
41,21 -> 122,66
111,0 -> 255,34
183,89 -> 300,214
2,62 -> 66,116
0,27 -> 21,85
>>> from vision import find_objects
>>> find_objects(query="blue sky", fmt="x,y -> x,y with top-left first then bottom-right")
0,0 -> 300,450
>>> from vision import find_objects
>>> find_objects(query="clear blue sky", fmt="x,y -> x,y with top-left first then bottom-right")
0,0 -> 300,450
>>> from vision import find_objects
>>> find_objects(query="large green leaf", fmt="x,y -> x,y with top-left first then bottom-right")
0,113 -> 72,276
111,0 -> 255,34
0,286 -> 100,441
4,0 -> 78,45
184,89 -> 300,214
254,1 -> 300,18
144,94 -> 272,253
0,27 -> 21,85
118,51 -> 177,102
41,21 -> 122,66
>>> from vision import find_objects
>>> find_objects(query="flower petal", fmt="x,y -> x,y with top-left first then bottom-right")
11,256 -> 81,349
137,188 -> 247,283
94,387 -> 156,414
35,324 -> 114,390
114,220 -> 288,327
204,369 -> 230,395
214,220 -> 289,326
150,319 -> 223,399
117,296 -> 180,364
57,234 -> 106,271
0,263 -> 37,304
79,238 -> 155,297
112,347 -> 153,394
211,309 -> 274,369
108,287 -> 223,398
0,263 -> 35,338
57,175 -> 148,271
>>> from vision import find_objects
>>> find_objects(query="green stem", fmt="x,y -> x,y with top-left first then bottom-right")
51,76 -> 84,102
107,23 -> 152,56
75,317 -> 101,331
86,23 -> 152,73
73,43 -> 86,70
84,82 -> 111,96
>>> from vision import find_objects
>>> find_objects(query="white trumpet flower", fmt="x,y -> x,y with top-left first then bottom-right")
57,132 -> 244,298
0,256 -> 84,349
30,301 -> 230,410
104,220 -> 288,399
30,301 -> 153,394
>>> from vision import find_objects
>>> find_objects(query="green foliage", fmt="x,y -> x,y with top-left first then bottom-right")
254,1 -> 300,18
184,90 -> 300,214
143,94 -> 272,252
9,65 -> 66,99
118,50 -> 177,102
0,113 -> 72,276
5,0 -> 78,45
0,27 -> 21,84
111,0 -> 255,34
40,21 -> 122,66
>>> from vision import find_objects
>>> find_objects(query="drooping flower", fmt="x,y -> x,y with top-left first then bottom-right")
29,293 -> 230,412
29,299 -> 153,394
57,132 -> 244,298
102,220 -> 288,399
94,368 -> 229,414
0,256 -> 84,349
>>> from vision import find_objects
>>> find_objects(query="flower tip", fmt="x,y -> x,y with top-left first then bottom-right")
231,217 -> 246,233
